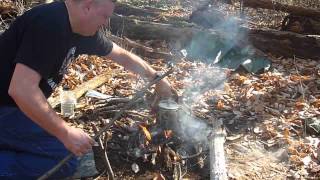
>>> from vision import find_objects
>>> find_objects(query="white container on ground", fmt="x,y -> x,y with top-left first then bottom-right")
60,86 -> 76,117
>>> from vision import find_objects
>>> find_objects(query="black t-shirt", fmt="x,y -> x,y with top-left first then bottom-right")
0,2 -> 113,107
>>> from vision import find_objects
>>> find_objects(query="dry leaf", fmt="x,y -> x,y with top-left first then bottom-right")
216,100 -> 225,110
139,125 -> 152,141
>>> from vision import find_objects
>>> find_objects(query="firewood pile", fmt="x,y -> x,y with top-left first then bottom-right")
48,37 -> 320,178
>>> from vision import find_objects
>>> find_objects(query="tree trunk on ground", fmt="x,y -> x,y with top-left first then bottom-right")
109,15 -> 320,59
281,14 -> 320,34
114,2 -> 162,17
246,28 -> 320,59
225,0 -> 320,18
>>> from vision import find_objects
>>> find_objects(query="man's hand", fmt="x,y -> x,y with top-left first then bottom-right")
9,64 -> 94,157
150,78 -> 179,113
155,79 -> 172,98
59,126 -> 95,157
155,78 -> 178,99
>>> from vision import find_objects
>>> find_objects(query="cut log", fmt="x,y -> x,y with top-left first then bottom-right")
109,15 -> 320,60
48,70 -> 114,108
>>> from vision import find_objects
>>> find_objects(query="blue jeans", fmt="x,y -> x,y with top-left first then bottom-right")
0,107 -> 77,180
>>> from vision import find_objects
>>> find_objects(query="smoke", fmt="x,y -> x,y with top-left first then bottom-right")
174,1 -> 243,144
184,0 -> 252,66
178,109 -> 212,143
176,66 -> 227,144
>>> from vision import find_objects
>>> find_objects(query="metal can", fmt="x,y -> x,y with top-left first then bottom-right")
157,99 -> 181,132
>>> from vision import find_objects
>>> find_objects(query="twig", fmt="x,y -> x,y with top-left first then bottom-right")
92,124 -> 115,180
103,137 -> 115,180
37,67 -> 174,180
95,103 -> 126,112
127,111 -> 155,122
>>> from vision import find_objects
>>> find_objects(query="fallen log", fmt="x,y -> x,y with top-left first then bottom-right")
114,2 -> 162,17
225,0 -> 320,18
48,70 -> 114,108
247,28 -> 320,59
108,34 -> 178,60
109,15 -> 320,60
190,5 -> 320,35
281,14 -> 320,34
109,14 -> 234,48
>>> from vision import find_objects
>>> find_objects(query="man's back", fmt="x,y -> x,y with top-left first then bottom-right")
0,2 -> 71,107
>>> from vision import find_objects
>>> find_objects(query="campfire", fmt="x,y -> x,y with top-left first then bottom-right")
90,98 -> 216,179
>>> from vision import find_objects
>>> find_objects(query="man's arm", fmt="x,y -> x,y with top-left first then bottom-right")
106,43 -> 173,97
8,63 -> 94,156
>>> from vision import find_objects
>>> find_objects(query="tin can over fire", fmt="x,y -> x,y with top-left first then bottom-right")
157,99 -> 181,132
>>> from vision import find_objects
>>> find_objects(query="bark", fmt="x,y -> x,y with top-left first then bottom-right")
109,15 -> 320,59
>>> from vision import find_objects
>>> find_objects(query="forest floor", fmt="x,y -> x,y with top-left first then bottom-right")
1,0 -> 320,179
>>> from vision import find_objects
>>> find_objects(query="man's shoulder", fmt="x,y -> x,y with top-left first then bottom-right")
21,2 -> 69,32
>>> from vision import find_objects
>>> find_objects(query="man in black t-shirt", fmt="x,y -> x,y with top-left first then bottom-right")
0,0 -> 174,179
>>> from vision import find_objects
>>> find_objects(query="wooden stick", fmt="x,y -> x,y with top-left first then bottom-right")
48,70 -> 114,108
92,124 -> 115,180
102,136 -> 115,180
